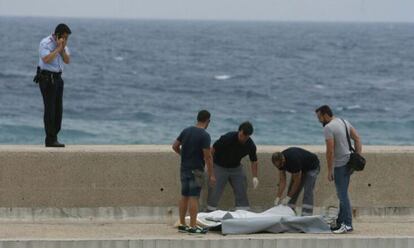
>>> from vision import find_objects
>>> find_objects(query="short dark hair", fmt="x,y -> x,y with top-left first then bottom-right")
315,105 -> 333,117
54,23 -> 72,36
197,110 -> 210,122
271,152 -> 284,164
238,121 -> 253,135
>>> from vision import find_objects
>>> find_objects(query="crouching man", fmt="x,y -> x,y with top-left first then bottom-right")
271,147 -> 320,216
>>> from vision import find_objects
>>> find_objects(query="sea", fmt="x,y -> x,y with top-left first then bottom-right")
0,17 -> 413,145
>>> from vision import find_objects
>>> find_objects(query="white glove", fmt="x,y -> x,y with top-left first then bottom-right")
281,196 -> 292,205
252,177 -> 259,189
274,197 -> 281,206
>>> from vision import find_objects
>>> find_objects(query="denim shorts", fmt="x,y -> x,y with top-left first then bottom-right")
180,170 -> 203,197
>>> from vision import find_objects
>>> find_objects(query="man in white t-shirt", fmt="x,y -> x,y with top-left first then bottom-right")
315,105 -> 362,234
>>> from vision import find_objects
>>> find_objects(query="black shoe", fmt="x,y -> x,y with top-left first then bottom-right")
45,141 -> 65,147
188,226 -> 208,234
330,223 -> 340,231
332,224 -> 353,234
178,224 -> 190,233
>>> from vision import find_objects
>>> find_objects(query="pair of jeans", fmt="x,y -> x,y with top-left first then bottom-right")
39,73 -> 64,144
334,165 -> 352,227
207,164 -> 249,210
288,164 -> 320,216
180,169 -> 203,197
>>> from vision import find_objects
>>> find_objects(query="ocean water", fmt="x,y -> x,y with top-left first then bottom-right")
0,17 -> 413,145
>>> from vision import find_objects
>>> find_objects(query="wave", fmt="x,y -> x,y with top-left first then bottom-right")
63,128 -> 98,137
272,109 -> 297,114
246,90 -> 268,98
346,105 -> 362,110
0,71 -> 33,79
132,111 -> 157,121
214,75 -> 231,80
314,84 -> 325,89
337,105 -> 363,112
0,123 -> 42,132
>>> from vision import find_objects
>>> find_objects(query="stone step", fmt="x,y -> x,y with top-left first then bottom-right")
0,222 -> 413,248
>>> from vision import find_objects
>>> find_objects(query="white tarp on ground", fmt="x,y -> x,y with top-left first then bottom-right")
191,206 -> 331,234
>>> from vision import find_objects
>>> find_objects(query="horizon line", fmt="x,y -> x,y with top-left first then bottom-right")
1,14 -> 414,25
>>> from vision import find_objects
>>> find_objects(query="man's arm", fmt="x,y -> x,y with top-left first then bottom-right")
250,160 -> 258,178
350,127 -> 362,154
60,39 -> 70,64
41,39 -> 65,64
61,48 -> 70,64
325,138 -> 335,181
251,160 -> 259,189
42,47 -> 63,64
277,170 -> 287,198
203,148 -> 216,187
172,140 -> 181,155
287,172 -> 302,197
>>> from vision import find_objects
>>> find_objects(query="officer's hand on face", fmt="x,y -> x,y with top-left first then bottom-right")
57,37 -> 65,45
61,39 -> 66,49
57,39 -> 65,53
62,37 -> 68,48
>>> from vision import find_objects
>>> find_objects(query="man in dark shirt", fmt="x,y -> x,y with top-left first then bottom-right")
271,147 -> 320,216
172,110 -> 216,234
206,121 -> 259,211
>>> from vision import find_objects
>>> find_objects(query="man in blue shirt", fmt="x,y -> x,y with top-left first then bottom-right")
37,23 -> 71,147
172,110 -> 216,234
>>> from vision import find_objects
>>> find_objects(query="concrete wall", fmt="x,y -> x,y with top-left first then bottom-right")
0,145 -> 413,209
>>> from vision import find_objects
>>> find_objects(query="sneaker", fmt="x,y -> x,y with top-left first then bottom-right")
188,226 -> 208,234
330,223 -> 340,231
178,224 -> 190,233
332,224 -> 353,234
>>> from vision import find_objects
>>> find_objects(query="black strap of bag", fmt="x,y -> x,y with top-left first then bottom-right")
340,118 -> 355,153
340,118 -> 366,171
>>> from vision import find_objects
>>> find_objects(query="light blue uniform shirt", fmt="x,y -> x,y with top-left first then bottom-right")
38,35 -> 70,73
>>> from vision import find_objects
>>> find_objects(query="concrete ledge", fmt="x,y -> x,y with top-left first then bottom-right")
0,207 -> 178,224
1,206 -> 414,223
0,222 -> 413,248
0,145 -> 413,210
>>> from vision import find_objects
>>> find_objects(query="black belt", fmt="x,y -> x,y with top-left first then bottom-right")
33,66 -> 61,84
40,69 -> 62,76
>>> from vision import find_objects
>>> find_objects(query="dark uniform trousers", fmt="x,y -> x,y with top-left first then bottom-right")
38,71 -> 64,144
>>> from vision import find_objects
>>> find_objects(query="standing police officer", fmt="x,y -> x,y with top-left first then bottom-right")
37,23 -> 71,147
